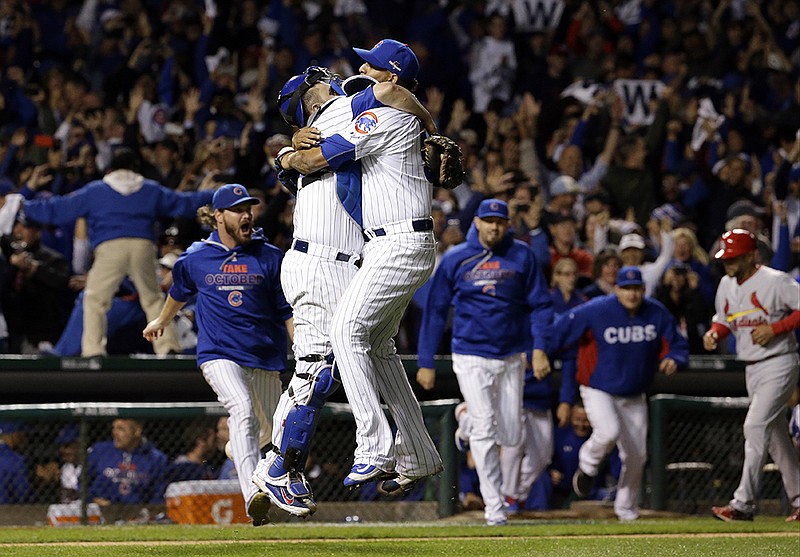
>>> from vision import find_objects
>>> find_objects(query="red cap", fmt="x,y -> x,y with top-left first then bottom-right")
714,229 -> 756,260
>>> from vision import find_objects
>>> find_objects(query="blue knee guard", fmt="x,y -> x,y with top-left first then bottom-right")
280,361 -> 341,472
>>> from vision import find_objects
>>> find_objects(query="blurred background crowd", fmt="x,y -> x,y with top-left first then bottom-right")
0,0 -> 798,357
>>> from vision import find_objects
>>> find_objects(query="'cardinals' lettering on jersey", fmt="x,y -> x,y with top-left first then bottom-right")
712,265 -> 800,361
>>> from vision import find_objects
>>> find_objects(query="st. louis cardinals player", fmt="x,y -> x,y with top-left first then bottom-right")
251,65 -> 438,517
551,266 -> 688,521
143,184 -> 293,527
277,40 -> 444,496
703,229 -> 800,522
416,199 -> 553,525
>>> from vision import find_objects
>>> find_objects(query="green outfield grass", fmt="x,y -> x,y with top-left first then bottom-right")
0,518 -> 797,557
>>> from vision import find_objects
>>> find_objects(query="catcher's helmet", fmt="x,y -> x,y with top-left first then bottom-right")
277,66 -> 345,127
714,228 -> 757,259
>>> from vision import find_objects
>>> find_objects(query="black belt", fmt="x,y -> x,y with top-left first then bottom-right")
367,218 -> 434,239
291,239 -> 359,265
299,169 -> 332,190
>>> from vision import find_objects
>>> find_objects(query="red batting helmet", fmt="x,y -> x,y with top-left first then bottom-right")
714,229 -> 757,260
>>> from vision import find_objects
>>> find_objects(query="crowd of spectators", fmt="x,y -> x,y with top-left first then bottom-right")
0,0 -> 798,357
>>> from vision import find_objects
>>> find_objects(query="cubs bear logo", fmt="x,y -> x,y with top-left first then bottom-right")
228,291 -> 243,307
354,111 -> 378,134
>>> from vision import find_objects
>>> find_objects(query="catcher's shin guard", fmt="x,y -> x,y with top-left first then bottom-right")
280,357 -> 341,472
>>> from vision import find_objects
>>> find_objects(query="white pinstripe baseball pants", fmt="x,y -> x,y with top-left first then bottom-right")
201,359 -> 282,507
452,352 -> 524,523
271,249 -> 358,449
579,385 -> 647,521
501,408 -> 553,502
330,232 -> 442,478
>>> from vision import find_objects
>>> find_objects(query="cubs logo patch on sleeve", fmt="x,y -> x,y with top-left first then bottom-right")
350,111 -> 379,140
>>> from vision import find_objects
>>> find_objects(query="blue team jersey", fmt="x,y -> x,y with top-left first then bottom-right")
551,294 -> 689,396
86,440 -> 168,504
418,225 -> 553,367
169,229 -> 292,370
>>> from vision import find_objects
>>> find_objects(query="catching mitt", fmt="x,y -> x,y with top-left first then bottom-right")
422,135 -> 464,190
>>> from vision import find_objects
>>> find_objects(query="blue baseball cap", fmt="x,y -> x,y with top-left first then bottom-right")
212,184 -> 260,210
617,266 -> 644,287
353,39 -> 420,82
476,199 -> 509,220
55,424 -> 80,445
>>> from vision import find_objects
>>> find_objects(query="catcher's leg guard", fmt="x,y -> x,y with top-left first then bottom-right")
272,358 -> 341,475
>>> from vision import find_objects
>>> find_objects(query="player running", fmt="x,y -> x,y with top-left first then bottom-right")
416,199 -> 554,525
551,266 -> 688,521
143,184 -> 293,526
704,229 -> 800,523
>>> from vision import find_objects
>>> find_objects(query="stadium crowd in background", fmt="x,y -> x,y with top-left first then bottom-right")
0,0 -> 797,357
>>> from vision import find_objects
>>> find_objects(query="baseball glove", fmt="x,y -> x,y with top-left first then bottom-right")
422,135 -> 464,190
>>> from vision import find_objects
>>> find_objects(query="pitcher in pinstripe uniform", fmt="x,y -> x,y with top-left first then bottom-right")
143,184 -> 293,527
274,41 -> 444,496
251,65 -> 438,516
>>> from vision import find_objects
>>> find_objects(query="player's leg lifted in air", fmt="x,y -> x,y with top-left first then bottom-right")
252,354 -> 340,517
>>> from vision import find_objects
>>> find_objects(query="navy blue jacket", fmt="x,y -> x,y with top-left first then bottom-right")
418,224 -> 553,367
551,294 -> 689,396
170,229 -> 292,370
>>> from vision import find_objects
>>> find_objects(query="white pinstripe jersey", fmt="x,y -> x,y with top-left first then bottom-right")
712,265 -> 800,360
339,108 -> 432,229
293,96 -> 364,254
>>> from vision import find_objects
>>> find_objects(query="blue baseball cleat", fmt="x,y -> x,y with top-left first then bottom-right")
252,457 -> 316,518
343,464 -> 396,488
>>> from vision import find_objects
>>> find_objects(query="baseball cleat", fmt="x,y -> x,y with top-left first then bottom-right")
343,464 -> 396,488
252,458 -> 317,517
486,517 -> 508,526
572,469 -> 595,498
504,496 -> 521,515
379,464 -> 443,497
255,479 -> 316,518
378,474 -> 420,496
711,505 -> 754,522
246,492 -> 271,527
785,507 -> 800,522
